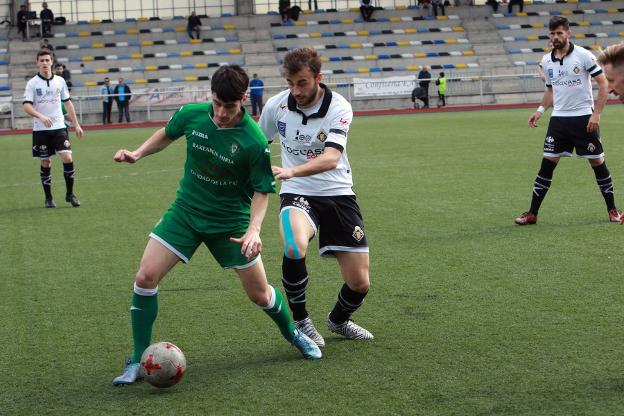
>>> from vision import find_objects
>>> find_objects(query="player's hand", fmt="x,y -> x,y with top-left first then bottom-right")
39,115 -> 53,128
272,165 -> 294,180
587,113 -> 600,133
113,149 -> 139,163
230,230 -> 262,261
74,125 -> 84,139
528,112 -> 541,128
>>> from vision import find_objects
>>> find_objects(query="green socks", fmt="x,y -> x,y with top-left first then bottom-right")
263,286 -> 296,343
130,284 -> 158,363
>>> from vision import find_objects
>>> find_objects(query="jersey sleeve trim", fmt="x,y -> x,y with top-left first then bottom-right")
61,98 -> 70,102
590,69 -> 603,77
329,128 -> 346,136
23,100 -> 33,105
325,142 -> 344,152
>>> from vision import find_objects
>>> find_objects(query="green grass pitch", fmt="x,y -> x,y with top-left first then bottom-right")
3,107 -> 624,415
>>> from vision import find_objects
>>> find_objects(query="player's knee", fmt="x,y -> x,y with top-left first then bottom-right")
247,290 -> 270,307
348,278 -> 370,294
40,160 -> 51,168
135,268 -> 159,289
284,239 -> 308,259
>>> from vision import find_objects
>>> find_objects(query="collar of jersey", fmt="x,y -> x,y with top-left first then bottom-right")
208,101 -> 248,130
287,83 -> 332,126
551,42 -> 575,65
37,73 -> 54,81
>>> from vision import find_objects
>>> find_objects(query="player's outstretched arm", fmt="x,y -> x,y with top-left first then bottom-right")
588,73 -> 608,133
230,192 -> 269,260
272,147 -> 342,180
23,102 -> 53,128
113,127 -> 173,163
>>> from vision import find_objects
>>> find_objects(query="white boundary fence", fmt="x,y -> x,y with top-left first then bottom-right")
2,71 -> 557,129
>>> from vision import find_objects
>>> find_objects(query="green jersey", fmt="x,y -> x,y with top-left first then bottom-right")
164,102 -> 275,229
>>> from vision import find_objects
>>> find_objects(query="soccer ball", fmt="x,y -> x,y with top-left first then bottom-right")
140,341 -> 186,388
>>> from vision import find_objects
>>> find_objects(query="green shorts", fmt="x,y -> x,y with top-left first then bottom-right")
150,204 -> 258,269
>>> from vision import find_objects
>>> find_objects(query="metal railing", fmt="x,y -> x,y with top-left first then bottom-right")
3,71 -> 562,129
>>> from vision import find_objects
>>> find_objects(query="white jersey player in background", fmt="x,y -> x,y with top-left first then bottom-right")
23,49 -> 83,208
515,15 -> 621,225
259,47 -> 373,347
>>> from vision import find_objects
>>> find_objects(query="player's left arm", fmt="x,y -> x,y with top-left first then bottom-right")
63,100 -> 84,138
588,72 -> 608,133
272,146 -> 342,180
230,192 -> 269,260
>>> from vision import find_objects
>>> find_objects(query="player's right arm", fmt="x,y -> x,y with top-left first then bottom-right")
23,102 -> 53,128
528,87 -> 553,128
114,127 -> 173,163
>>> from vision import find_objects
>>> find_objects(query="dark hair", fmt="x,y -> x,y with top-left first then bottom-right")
54,62 -> 64,69
36,49 -> 52,60
211,65 -> 249,102
549,16 -> 569,31
282,47 -> 322,77
440,72 -> 445,77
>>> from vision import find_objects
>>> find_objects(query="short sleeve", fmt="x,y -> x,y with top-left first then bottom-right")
23,80 -> 34,104
248,141 -> 276,194
164,106 -> 186,140
584,50 -> 602,77
259,100 -> 279,143
325,105 -> 353,152
60,79 -> 70,101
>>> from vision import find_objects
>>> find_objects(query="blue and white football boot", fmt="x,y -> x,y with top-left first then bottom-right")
112,358 -> 143,386
292,329 -> 323,360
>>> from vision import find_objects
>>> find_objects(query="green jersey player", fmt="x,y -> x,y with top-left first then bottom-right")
112,65 -> 321,386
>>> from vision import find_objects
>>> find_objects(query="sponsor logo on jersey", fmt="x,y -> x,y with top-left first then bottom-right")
552,78 -> 582,88
545,136 -> 554,143
544,136 -> 555,152
294,129 -> 313,145
281,141 -> 324,159
36,88 -> 43,96
548,68 -> 554,79
338,117 -> 349,126
317,129 -> 327,142
191,129 -> 209,140
352,226 -> 365,242
278,121 -> 286,137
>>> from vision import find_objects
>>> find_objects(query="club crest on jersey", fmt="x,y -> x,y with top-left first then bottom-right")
588,143 -> 596,152
36,88 -> 43,96
64,140 -> 70,148
230,142 -> 239,156
317,129 -> 327,142
278,121 -> 286,137
573,65 -> 581,75
352,226 -> 365,242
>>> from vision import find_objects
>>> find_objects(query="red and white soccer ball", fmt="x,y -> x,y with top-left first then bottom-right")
140,341 -> 186,388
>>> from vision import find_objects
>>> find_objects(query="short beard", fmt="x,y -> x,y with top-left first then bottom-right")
298,84 -> 319,108
553,39 -> 567,50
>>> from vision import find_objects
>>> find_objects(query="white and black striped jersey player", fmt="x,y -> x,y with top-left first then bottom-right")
260,48 -> 373,347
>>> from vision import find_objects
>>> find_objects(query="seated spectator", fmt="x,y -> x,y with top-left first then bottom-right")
308,0 -> 318,10
40,38 -> 53,51
187,11 -> 202,40
279,0 -> 301,23
17,4 -> 28,40
418,0 -> 432,16
40,2 -> 54,37
360,0 -> 375,21
508,0 -> 523,14
432,0 -> 445,16
486,0 -> 499,12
